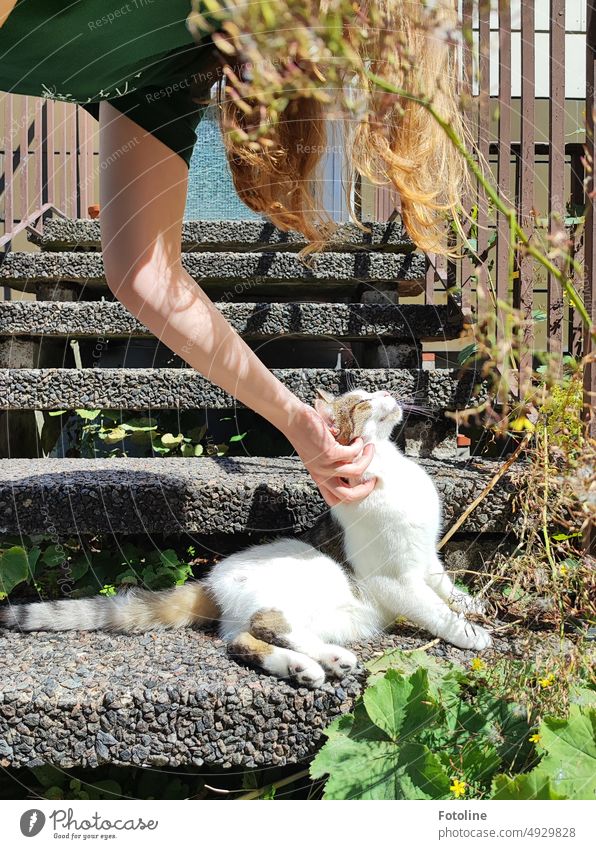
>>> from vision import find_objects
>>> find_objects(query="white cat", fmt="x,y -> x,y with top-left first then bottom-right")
1,388 -> 492,688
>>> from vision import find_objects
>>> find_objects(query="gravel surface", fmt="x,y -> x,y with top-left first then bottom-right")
0,626 -> 521,770
30,219 -> 415,253
0,367 -> 482,412
0,301 -> 461,341
0,455 -> 518,536
0,251 -> 427,292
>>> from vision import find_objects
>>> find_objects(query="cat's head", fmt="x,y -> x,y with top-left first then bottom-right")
313,387 -> 403,444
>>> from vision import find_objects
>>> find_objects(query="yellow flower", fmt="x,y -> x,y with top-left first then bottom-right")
450,778 -> 467,798
559,565 -> 568,577
529,733 -> 541,744
538,673 -> 555,689
471,658 -> 486,672
510,416 -> 535,433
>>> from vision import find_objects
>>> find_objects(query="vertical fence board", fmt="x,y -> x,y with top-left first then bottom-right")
19,96 -> 29,227
548,0 -> 566,353
518,1 -> 536,384
460,0 -> 474,318
476,2 -> 491,318
585,2 -> 596,453
496,1 -> 512,322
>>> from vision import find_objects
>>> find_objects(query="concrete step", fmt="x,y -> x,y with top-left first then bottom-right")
0,300 -> 462,341
0,626 -> 513,770
0,456 -> 517,536
0,367 -> 480,411
28,218 -> 415,253
0,250 -> 426,299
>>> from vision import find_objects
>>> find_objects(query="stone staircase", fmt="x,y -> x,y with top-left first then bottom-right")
0,219 -> 516,771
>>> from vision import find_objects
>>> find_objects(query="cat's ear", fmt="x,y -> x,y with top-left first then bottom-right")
313,390 -> 338,435
315,387 -> 335,403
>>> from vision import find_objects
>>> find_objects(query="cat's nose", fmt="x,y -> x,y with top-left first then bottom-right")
382,391 -> 391,397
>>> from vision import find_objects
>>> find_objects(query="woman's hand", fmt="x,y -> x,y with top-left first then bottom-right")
284,403 -> 376,506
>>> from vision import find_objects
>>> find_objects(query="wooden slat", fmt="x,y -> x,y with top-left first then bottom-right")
496,1 -> 512,325
3,96 -> 14,241
68,104 -> 77,218
476,2 -> 491,319
585,2 -> 596,448
548,0 -> 566,353
33,98 -> 43,228
460,0 -> 474,318
518,0 -> 536,386
19,96 -> 29,224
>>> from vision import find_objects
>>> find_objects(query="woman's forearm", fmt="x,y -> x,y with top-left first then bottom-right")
115,261 -> 310,438
0,0 -> 18,27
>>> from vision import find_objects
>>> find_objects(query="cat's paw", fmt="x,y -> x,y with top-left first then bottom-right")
318,646 -> 359,678
450,591 -> 487,616
449,621 -> 493,651
288,657 -> 326,688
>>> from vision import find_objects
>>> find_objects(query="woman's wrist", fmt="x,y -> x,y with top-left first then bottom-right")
267,394 -> 313,442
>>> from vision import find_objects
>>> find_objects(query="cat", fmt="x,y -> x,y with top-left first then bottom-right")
0,388 -> 492,688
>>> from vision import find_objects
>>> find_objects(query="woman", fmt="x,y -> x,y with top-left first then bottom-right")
0,0 -> 465,505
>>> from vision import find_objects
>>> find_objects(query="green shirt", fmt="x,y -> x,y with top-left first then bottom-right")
0,0 -> 225,166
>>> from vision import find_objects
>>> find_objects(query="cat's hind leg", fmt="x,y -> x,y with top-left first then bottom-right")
228,631 -> 327,688
248,609 -> 358,679
426,557 -> 487,616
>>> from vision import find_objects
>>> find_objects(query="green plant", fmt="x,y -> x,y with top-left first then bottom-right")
309,650 -> 596,801
46,409 -> 245,458
0,536 -> 199,601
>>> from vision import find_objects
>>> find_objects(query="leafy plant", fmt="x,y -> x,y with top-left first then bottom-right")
47,410 -> 242,459
310,650 -> 596,801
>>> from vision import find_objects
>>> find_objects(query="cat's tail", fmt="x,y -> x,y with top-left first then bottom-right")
0,582 -> 219,633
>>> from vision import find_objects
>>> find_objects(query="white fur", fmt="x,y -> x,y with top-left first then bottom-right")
205,390 -> 492,686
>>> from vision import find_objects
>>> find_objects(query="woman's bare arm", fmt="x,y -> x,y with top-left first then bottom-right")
98,102 -> 376,506
0,0 -> 18,27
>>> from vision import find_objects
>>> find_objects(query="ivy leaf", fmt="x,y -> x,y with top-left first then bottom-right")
0,546 -> 30,595
491,773 -> 568,800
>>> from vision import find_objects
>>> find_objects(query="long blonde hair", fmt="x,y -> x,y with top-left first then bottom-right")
193,0 -> 468,255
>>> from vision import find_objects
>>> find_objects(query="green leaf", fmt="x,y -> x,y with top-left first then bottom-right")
398,742 -> 451,799
492,772 -> 567,800
229,431 -> 248,443
531,706 -> 596,799
531,309 -> 547,322
161,432 -> 184,446
48,410 -> 66,417
363,669 -> 411,741
310,737 -> 403,799
458,343 -> 478,366
101,426 -> 128,444
41,544 -> 66,567
0,546 -> 30,594
75,409 -> 101,421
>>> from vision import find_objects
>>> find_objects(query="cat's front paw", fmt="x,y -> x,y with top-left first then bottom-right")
451,591 -> 487,616
318,646 -> 359,678
288,657 -> 326,688
449,621 -> 492,651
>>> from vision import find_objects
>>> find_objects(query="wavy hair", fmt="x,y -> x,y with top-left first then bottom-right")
191,0 -> 469,255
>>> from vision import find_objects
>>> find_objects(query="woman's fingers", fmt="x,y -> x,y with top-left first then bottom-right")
329,435 -> 365,461
322,475 -> 377,504
333,442 -> 375,477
